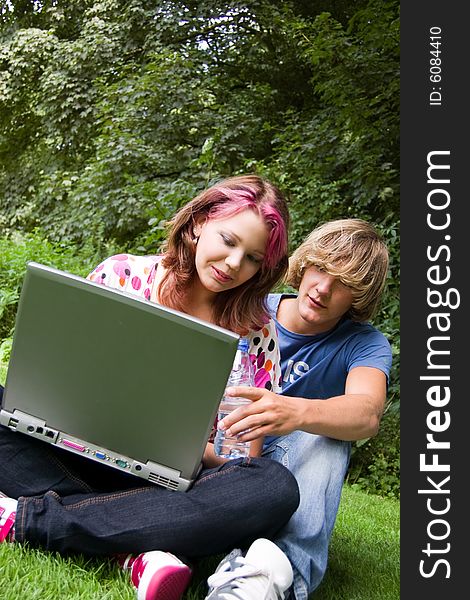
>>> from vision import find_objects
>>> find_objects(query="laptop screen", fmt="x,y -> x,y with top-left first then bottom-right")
1,262 -> 239,483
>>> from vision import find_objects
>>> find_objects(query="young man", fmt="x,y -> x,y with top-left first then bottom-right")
205,218 -> 393,600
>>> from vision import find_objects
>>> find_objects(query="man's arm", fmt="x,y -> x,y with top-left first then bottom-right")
218,366 -> 387,442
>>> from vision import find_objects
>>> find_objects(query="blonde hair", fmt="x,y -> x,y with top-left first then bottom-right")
287,218 -> 389,322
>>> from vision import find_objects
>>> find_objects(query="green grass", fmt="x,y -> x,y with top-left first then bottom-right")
0,486 -> 399,599
314,486 -> 400,600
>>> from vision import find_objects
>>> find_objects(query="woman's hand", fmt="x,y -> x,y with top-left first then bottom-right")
202,442 -> 228,468
202,434 -> 262,468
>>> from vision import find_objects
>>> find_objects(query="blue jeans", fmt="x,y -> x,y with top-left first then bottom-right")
0,387 -> 299,557
263,431 -> 351,600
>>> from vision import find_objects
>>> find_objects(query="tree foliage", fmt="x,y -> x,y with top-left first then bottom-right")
1,0 -> 399,243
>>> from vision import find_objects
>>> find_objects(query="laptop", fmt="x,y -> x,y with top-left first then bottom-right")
0,261 -> 239,492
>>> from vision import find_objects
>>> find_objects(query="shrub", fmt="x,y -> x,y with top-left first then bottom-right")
0,230 -> 114,341
347,410 -> 400,499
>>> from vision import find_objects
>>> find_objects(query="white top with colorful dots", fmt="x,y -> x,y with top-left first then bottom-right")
87,254 -> 282,396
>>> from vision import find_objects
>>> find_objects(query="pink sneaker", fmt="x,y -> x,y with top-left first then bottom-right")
0,491 -> 17,543
120,551 -> 192,600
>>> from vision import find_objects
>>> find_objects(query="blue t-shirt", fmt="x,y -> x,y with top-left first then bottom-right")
266,293 -> 392,400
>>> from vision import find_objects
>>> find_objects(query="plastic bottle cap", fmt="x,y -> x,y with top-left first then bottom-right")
238,337 -> 249,351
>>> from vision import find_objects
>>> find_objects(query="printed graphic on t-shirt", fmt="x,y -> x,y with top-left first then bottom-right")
283,359 -> 310,384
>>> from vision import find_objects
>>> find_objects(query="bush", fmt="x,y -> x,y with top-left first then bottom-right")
0,230 -> 114,342
347,410 -> 400,499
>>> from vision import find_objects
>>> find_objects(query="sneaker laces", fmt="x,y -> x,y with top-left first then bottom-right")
207,556 -> 282,600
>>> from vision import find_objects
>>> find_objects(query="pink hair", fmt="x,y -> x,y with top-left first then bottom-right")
158,175 -> 290,334
204,185 -> 288,270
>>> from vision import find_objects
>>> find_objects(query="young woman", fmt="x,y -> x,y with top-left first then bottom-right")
0,175 -> 299,600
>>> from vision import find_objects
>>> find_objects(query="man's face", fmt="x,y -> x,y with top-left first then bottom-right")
296,265 -> 354,334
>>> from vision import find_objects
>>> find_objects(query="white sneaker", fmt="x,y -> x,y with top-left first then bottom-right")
205,538 -> 293,600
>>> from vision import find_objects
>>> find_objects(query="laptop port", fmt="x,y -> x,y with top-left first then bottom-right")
61,439 -> 86,451
8,417 -> 18,430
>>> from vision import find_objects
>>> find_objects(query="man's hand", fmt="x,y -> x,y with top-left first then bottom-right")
220,367 -> 387,443
218,387 -> 305,441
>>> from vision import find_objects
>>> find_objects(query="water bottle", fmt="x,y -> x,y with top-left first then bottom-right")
214,337 -> 254,459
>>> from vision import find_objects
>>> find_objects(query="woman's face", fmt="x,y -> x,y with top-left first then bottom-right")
193,209 -> 269,295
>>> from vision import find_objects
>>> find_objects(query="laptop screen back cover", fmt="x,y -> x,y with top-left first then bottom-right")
1,262 -> 238,487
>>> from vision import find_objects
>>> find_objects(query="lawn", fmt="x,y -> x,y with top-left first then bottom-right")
0,485 -> 399,600
314,486 -> 400,600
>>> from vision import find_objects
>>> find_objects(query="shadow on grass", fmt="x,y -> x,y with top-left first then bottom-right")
315,543 -> 398,600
